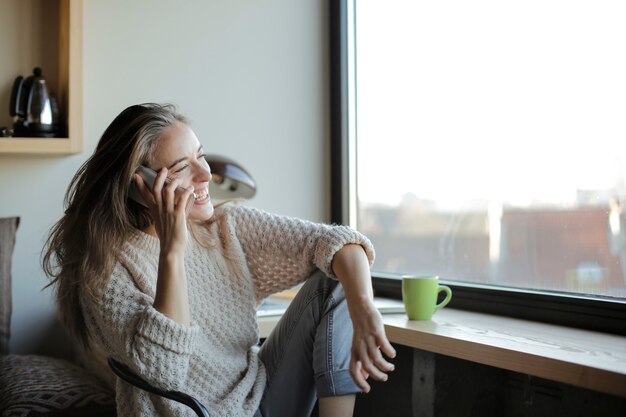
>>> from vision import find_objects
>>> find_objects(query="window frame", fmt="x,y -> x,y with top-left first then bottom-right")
329,0 -> 626,336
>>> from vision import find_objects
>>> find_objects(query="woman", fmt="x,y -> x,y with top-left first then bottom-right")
43,103 -> 395,417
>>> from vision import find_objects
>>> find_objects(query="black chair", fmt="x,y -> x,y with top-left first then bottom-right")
107,358 -> 210,417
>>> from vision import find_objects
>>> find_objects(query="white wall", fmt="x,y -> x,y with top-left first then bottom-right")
0,0 -> 329,356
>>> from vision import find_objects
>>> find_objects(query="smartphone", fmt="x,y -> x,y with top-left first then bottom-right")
129,165 -> 191,208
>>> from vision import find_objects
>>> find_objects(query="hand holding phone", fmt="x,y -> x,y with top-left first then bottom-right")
130,166 -> 195,259
129,166 -> 194,213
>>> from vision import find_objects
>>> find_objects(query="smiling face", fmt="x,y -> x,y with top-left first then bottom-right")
148,121 -> 214,222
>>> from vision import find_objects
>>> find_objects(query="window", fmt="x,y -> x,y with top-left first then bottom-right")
330,0 -> 626,334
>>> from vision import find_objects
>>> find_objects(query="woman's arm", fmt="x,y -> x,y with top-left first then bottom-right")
223,204 -> 391,389
153,250 -> 190,326
84,262 -> 199,391
224,204 -> 378,300
135,168 -> 194,326
331,244 -> 396,393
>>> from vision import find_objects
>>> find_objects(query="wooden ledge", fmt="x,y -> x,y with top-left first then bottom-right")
383,309 -> 626,398
258,307 -> 626,398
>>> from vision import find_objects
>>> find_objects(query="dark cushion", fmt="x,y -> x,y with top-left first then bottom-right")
0,354 -> 115,417
0,217 -> 19,355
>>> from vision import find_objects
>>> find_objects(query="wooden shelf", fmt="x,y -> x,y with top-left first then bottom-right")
0,0 -> 83,155
383,310 -> 626,398
0,137 -> 80,155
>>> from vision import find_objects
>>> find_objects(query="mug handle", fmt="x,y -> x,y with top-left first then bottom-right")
434,285 -> 452,312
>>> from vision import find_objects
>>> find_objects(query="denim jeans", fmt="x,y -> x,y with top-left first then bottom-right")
255,270 -> 361,417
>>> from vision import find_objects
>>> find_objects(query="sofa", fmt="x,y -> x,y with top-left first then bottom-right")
0,217 -> 116,417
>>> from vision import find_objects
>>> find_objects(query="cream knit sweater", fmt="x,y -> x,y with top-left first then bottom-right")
82,203 -> 374,417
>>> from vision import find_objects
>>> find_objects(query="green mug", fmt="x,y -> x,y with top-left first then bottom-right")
402,275 -> 452,320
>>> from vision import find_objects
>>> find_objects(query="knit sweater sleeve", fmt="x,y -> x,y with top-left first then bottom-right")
221,204 -> 375,300
83,262 -> 199,391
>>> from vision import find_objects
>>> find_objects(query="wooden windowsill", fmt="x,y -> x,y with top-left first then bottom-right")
258,306 -> 626,398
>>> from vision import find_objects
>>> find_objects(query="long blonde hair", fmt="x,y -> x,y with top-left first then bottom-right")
43,103 -> 188,349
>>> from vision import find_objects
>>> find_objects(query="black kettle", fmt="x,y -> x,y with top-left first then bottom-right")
9,67 -> 61,138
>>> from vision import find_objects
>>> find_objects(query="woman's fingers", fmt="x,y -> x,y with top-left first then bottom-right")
134,168 -> 189,253
152,169 -> 191,215
370,340 -> 395,372
372,332 -> 396,370
359,346 -> 389,381
350,325 -> 396,390
350,359 -> 371,393
178,185 -> 195,216
378,335 -> 397,360
152,167 -> 168,207
162,176 -> 181,212
164,179 -> 194,216
352,342 -> 385,381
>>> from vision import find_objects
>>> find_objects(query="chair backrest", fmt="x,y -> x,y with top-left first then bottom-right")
107,357 -> 210,417
0,217 -> 19,355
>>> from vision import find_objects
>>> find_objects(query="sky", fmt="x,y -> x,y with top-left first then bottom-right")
354,0 -> 626,208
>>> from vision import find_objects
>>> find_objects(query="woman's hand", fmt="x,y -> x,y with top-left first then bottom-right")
331,244 -> 397,393
134,167 -> 195,254
134,167 -> 195,326
348,300 -> 396,393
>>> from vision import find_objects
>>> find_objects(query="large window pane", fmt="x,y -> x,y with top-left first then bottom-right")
354,0 -> 626,298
